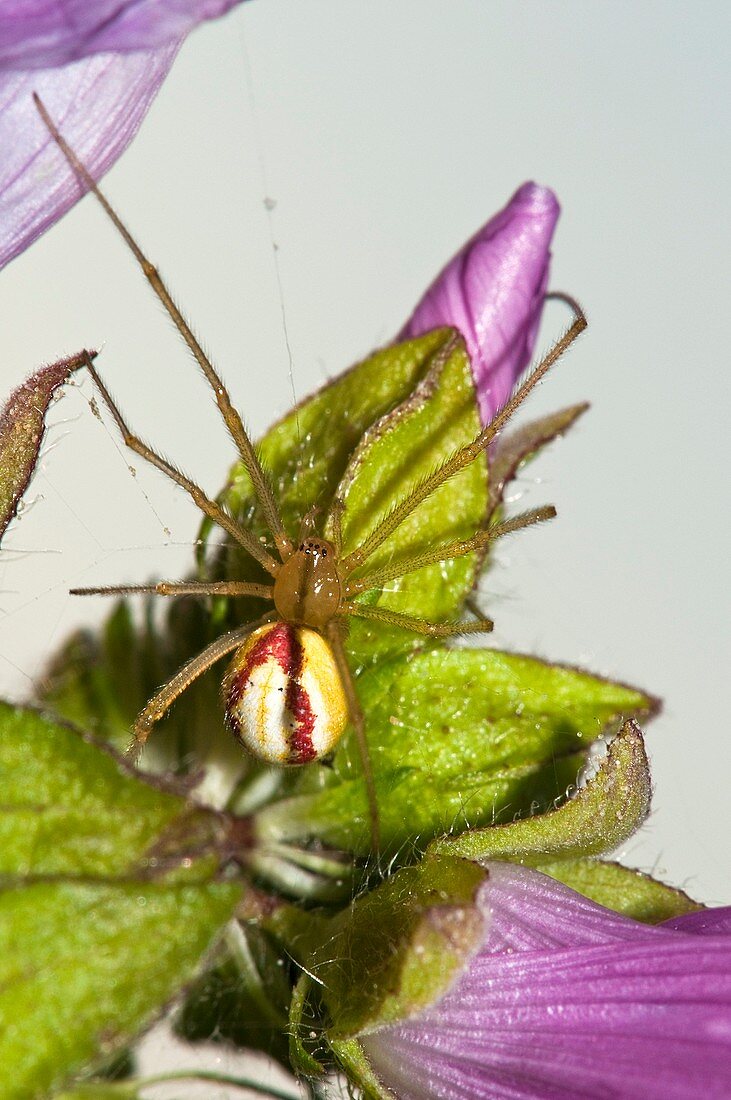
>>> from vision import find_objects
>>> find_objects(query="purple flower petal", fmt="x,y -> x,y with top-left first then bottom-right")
0,1 -> 243,70
363,864 -> 731,1099
0,1 -> 249,269
401,183 -> 560,425
663,908 -> 731,936
0,48 -> 177,269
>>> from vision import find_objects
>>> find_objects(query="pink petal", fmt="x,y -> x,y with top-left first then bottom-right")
401,183 -> 560,425
363,864 -> 731,1100
0,1 -> 243,69
0,48 -> 178,269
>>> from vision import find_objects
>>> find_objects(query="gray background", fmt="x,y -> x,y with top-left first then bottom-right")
1,0 -> 728,930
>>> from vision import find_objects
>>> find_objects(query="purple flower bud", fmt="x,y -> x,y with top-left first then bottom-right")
401,184 -> 560,425
0,1 -> 247,270
361,863 -> 731,1099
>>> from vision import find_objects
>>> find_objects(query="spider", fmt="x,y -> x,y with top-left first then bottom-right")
36,95 -> 586,850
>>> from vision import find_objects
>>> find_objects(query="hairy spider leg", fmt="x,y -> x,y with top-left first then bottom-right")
340,604 -> 493,637
79,353 -> 278,576
33,93 -> 292,563
326,620 -> 380,852
70,581 -> 274,599
130,614 -> 275,761
345,504 -> 556,595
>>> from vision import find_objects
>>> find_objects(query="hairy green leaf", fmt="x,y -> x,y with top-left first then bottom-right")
0,703 -> 224,878
429,718 -> 651,861
256,649 -> 656,855
334,331 -> 485,662
534,857 -> 702,923
0,881 -> 239,1100
271,857 -> 486,1037
0,704 -> 243,1098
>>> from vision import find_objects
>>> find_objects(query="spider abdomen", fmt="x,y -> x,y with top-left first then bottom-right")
223,622 -> 348,765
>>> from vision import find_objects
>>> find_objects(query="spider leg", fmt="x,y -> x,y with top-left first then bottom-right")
34,95 -> 292,562
129,613 -> 274,762
341,304 -> 587,575
325,621 -> 381,853
70,581 -> 274,599
330,496 -> 346,557
81,354 -> 278,576
345,505 -> 556,594
341,602 -> 493,637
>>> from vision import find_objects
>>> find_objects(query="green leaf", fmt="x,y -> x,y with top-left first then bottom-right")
256,648 -> 656,855
271,856 -> 486,1037
534,857 -> 702,923
0,703 -> 223,878
0,704 -> 243,1098
429,718 -> 651,861
288,972 -> 327,1078
0,883 -> 240,1100
226,330 -> 466,539
0,352 -> 90,540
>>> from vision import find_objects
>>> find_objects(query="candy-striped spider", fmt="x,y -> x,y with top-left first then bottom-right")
37,96 -> 585,849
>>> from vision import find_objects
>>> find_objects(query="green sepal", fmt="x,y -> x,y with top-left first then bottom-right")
333,330 -> 485,663
329,1038 -> 395,1100
0,352 -> 89,540
429,718 -> 651,862
486,402 -> 589,516
534,857 -> 702,923
0,704 -> 243,1099
288,973 -> 327,1077
270,857 -> 486,1038
256,649 -> 656,856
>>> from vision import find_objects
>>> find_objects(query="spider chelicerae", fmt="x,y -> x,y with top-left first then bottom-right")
36,95 -> 586,849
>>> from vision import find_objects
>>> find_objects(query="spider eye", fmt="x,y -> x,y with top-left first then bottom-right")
223,622 -> 348,765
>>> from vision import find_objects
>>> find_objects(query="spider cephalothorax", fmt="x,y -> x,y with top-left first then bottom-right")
272,537 -> 341,628
36,94 -> 586,849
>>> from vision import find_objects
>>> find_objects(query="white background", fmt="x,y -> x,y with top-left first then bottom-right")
1,0 -> 728,927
